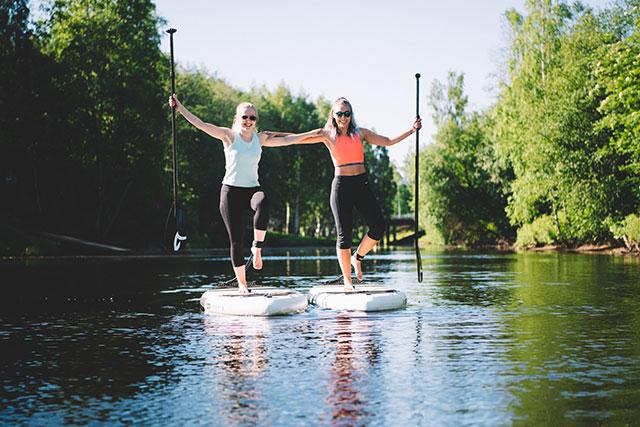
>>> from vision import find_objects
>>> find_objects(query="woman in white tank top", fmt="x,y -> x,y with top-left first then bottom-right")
169,94 -> 323,293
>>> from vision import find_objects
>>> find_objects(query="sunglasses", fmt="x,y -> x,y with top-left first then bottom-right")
335,111 -> 351,118
241,115 -> 257,121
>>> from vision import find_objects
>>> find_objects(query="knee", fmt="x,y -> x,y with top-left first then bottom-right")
230,244 -> 245,267
367,217 -> 386,241
252,193 -> 270,229
336,231 -> 352,250
255,194 -> 270,213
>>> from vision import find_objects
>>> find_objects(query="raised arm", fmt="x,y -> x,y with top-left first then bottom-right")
360,117 -> 422,147
261,128 -> 329,147
169,94 -> 233,144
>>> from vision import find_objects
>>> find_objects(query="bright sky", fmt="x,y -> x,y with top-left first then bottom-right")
153,0 -> 610,168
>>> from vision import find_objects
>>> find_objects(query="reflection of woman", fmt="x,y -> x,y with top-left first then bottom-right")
328,313 -> 388,425
289,98 -> 421,289
169,95 -> 321,293
328,315 -> 362,424
203,316 -> 269,424
328,313 -> 381,425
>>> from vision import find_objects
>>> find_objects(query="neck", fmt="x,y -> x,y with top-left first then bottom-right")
337,125 -> 348,135
239,128 -> 253,139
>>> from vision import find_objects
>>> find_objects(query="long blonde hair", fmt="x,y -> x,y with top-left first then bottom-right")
231,102 -> 259,133
324,97 -> 359,139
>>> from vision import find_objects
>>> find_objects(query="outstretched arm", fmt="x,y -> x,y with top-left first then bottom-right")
169,94 -> 232,143
360,117 -> 422,147
261,128 -> 328,147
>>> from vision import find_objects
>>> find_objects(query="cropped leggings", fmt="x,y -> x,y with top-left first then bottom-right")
219,184 -> 270,267
330,174 -> 386,250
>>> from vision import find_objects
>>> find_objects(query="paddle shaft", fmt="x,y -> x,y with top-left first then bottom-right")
168,29 -> 179,230
415,73 -> 423,283
167,28 -> 187,251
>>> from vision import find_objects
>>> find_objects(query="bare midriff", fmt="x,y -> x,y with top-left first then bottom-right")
335,163 -> 366,176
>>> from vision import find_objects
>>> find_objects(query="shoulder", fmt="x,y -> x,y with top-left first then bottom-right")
221,129 -> 236,147
356,127 -> 371,140
257,131 -> 270,144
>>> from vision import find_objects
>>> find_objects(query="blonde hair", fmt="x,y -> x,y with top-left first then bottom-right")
231,102 -> 259,133
324,97 -> 359,139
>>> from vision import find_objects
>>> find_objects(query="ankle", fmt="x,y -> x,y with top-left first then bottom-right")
352,252 -> 365,262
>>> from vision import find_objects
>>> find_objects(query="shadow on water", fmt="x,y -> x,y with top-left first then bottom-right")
1,248 -> 640,425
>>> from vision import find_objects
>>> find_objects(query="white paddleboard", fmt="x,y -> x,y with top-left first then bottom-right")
200,287 -> 308,316
308,285 -> 407,312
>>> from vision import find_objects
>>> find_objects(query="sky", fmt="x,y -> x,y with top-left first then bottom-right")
152,0 -> 611,167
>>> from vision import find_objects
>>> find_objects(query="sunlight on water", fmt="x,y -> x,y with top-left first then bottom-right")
1,249 -> 639,425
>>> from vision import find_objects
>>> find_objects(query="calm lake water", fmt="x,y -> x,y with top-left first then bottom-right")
1,248 -> 639,426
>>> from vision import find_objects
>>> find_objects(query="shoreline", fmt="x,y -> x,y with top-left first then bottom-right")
526,244 -> 639,257
478,243 -> 639,257
3,243 -> 638,261
418,239 -> 640,258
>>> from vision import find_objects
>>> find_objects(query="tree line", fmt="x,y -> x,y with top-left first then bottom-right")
407,0 -> 640,251
0,0 -> 401,254
3,0 -> 638,255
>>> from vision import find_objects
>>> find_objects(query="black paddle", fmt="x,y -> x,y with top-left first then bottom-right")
167,28 -> 187,252
415,73 -> 423,283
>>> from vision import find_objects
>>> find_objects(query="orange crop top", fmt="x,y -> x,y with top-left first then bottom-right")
330,132 -> 365,167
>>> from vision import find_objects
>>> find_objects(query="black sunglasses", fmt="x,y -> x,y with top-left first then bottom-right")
241,115 -> 257,121
335,111 -> 351,118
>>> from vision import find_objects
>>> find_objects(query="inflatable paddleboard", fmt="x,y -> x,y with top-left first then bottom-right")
308,285 -> 407,312
200,287 -> 308,316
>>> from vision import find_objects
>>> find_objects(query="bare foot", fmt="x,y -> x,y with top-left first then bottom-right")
238,282 -> 251,294
251,246 -> 263,270
351,254 -> 363,282
343,279 -> 355,291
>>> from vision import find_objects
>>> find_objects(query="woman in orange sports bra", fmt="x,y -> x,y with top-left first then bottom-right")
295,97 -> 421,290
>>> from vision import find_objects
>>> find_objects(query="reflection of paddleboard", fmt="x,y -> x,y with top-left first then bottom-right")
200,287 -> 308,316
308,285 -> 407,312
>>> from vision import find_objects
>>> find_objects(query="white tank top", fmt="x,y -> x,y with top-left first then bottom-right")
222,132 -> 261,187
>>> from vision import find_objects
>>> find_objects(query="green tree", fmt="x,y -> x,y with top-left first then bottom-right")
363,143 -> 396,237
594,13 -> 640,217
392,167 -> 412,216
491,0 -> 624,245
252,85 -> 331,236
38,0 -> 168,247
416,72 -> 511,245
0,0 -> 65,233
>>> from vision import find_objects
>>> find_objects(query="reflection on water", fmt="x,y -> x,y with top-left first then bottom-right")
203,316 -> 270,426
1,249 -> 639,425
326,314 -> 376,426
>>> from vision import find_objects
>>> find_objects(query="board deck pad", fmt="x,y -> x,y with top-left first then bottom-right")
308,284 -> 407,312
201,287 -> 308,316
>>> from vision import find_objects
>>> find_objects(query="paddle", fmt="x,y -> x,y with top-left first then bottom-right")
167,28 -> 187,252
415,73 -> 423,283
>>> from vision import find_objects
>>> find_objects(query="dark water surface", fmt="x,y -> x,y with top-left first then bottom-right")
1,248 -> 639,426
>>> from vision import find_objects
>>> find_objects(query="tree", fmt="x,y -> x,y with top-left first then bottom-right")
491,0 -> 621,245
37,0 -> 168,247
252,85 -> 331,236
415,72 -> 511,245
595,16 -> 640,217
1,0 -> 50,225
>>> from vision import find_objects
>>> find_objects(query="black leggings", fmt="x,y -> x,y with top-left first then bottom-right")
330,174 -> 386,250
219,185 -> 270,267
